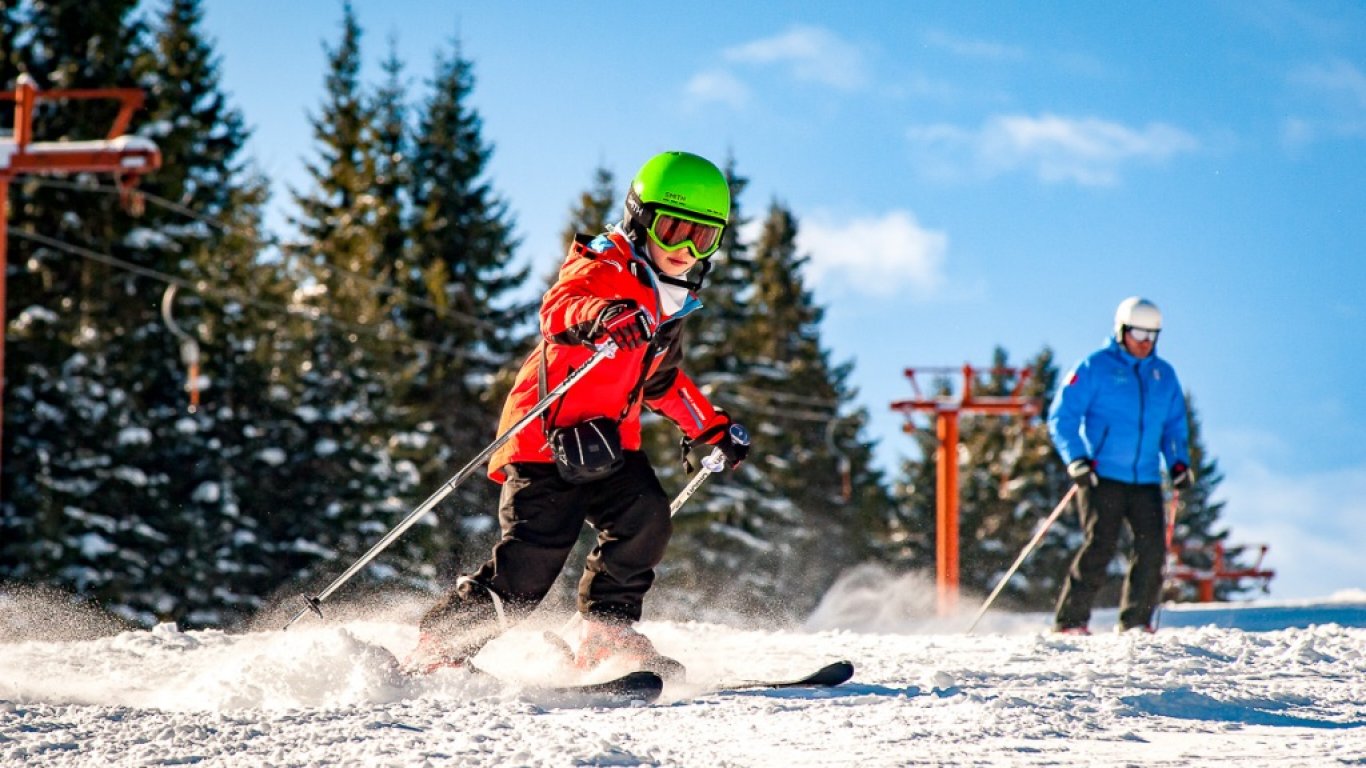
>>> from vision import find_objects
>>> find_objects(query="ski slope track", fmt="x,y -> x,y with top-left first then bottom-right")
2,590 -> 1365,766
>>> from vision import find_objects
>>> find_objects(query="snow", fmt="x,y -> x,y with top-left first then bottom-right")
116,427 -> 153,446
3,584 -> 1365,766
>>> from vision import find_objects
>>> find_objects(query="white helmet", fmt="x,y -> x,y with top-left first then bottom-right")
1114,297 -> 1162,340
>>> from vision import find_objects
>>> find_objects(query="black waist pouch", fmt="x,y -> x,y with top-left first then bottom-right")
549,417 -> 623,484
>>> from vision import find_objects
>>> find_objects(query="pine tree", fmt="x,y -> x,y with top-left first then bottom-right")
657,200 -> 892,622
558,164 -> 616,256
94,0 -> 268,626
688,153 -> 757,380
402,37 -> 531,578
1,4 -> 20,78
371,37 -> 410,289
275,2 -> 421,599
0,0 -> 163,626
122,0 -> 334,627
952,348 -> 1070,611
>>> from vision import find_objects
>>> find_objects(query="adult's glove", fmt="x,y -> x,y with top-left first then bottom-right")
681,416 -> 751,473
590,301 -> 652,351
1066,458 -> 1098,488
1170,462 -> 1194,490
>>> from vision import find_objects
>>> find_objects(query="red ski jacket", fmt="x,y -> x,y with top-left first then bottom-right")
487,230 -> 724,482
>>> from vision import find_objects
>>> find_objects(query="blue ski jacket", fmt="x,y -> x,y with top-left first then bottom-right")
1048,337 -> 1191,485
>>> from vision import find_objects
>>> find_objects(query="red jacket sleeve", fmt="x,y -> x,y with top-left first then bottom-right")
540,243 -> 656,343
645,367 -> 726,439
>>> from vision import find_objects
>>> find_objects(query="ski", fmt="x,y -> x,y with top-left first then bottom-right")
713,660 -> 855,692
377,644 -> 662,705
471,664 -> 665,707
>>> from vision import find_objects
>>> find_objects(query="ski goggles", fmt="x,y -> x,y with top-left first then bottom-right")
1126,326 -> 1159,342
646,209 -> 725,259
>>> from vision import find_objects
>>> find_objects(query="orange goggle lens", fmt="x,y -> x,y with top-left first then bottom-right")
648,212 -> 724,258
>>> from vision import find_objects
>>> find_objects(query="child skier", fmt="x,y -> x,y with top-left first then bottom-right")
404,151 -> 750,678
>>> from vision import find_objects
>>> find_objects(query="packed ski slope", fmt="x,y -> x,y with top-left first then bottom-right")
3,577 -> 1365,767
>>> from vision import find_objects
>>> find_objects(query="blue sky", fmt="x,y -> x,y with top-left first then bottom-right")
198,1 -> 1366,599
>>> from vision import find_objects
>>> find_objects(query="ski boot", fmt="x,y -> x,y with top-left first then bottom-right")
400,631 -> 481,676
574,618 -> 686,682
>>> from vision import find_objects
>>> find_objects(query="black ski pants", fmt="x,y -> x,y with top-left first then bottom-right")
419,451 -> 672,642
1054,478 -> 1166,631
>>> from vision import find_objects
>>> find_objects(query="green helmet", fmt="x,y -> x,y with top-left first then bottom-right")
624,151 -> 730,249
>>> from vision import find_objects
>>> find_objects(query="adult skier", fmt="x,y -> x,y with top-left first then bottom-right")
404,151 -> 750,676
1050,297 -> 1192,634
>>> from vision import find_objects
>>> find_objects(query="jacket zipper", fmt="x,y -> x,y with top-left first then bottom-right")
1132,362 -> 1146,483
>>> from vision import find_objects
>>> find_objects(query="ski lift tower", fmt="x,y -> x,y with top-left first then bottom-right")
891,364 -> 1041,615
0,75 -> 162,493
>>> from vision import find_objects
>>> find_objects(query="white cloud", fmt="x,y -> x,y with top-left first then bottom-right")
1284,59 -> 1366,143
1281,116 -> 1316,147
723,25 -> 868,90
796,210 -> 948,298
684,68 -> 750,109
921,29 -> 1025,61
1292,59 -> 1366,109
907,113 -> 1199,186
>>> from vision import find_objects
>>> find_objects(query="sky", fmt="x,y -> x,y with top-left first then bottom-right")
3,588 -> 1366,765
194,1 -> 1366,600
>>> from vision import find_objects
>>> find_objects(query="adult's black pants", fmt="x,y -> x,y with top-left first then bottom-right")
1054,479 -> 1166,631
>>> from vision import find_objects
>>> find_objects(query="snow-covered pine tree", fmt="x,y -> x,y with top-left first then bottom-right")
0,0 -> 170,627
110,0 -> 300,627
274,3 -> 421,600
658,200 -> 891,622
951,347 -> 1070,611
401,37 -> 532,578
884,369 -> 947,571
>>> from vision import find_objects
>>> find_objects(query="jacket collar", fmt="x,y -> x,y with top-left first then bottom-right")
1107,336 -> 1157,368
608,227 -> 704,322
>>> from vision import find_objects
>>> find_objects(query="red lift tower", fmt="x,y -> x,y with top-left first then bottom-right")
0,75 -> 162,492
891,364 -> 1041,615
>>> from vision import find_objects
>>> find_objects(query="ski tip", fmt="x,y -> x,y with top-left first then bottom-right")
816,660 -> 855,686
617,670 -> 666,687
569,670 -> 664,703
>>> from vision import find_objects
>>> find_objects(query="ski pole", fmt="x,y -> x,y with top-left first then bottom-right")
669,423 -> 750,516
283,342 -> 618,630
966,485 -> 1078,634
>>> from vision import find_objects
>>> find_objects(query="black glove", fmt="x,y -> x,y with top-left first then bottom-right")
590,301 -> 651,350
1066,458 -> 1098,488
1170,462 -> 1194,490
681,417 -> 751,473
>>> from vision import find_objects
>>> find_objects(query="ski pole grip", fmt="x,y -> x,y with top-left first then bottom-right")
670,447 -> 726,516
700,447 -> 726,474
